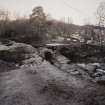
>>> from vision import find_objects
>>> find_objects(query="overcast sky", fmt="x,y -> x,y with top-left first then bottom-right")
0,0 -> 104,25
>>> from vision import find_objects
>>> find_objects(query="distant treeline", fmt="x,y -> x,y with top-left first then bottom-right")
0,6 -> 79,45
0,6 -> 105,46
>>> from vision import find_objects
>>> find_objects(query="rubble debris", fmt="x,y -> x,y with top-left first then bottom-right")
95,76 -> 105,84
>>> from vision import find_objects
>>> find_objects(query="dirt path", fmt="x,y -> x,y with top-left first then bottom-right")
0,67 -> 50,105
0,61 -> 105,105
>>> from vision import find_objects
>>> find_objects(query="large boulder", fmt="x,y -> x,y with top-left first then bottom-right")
0,41 -> 36,63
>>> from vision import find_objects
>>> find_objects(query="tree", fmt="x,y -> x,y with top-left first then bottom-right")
0,9 -> 10,38
29,6 -> 47,43
96,1 -> 105,27
96,1 -> 105,45
30,6 -> 46,21
0,9 -> 10,21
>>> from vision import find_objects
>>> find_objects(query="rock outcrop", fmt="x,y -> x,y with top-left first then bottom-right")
0,41 -> 36,64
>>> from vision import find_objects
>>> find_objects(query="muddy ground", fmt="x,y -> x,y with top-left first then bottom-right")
0,49 -> 105,105
1,42 -> 105,105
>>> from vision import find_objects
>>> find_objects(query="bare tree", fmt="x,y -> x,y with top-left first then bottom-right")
96,1 -> 105,26
0,9 -> 10,38
96,1 -> 105,45
0,9 -> 10,21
